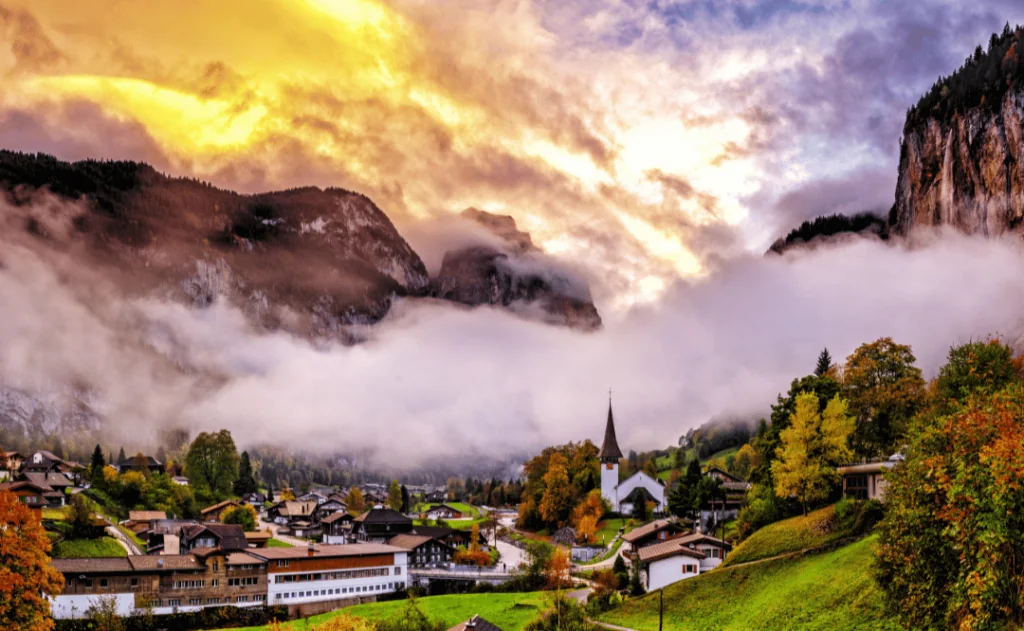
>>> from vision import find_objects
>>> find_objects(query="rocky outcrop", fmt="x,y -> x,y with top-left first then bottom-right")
432,209 -> 602,330
893,87 -> 1024,237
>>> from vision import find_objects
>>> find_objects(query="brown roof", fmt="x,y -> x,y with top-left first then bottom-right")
387,534 -> 436,551
637,540 -> 706,563
200,499 -> 240,515
447,615 -> 504,631
275,500 -> 318,517
129,510 -> 167,522
671,533 -> 733,551
598,402 -> 623,461
321,512 -> 354,525
227,552 -> 266,565
52,558 -> 134,574
837,461 -> 897,475
128,555 -> 202,572
244,531 -> 273,541
19,471 -> 74,489
0,480 -> 51,493
352,508 -> 411,525
622,519 -> 679,544
249,543 -> 404,561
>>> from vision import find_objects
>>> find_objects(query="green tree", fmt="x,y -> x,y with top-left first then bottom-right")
935,339 -> 1022,406
387,480 -> 402,512
184,430 -> 239,501
877,382 -> 1024,630
815,348 -> 834,377
400,485 -> 410,513
233,451 -> 257,496
90,445 -> 105,476
771,393 -> 854,514
628,559 -> 645,596
222,504 -> 258,531
668,458 -> 703,520
116,447 -> 126,465
85,595 -> 124,631
843,337 -> 925,456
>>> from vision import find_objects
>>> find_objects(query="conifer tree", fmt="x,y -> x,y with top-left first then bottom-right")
90,445 -> 105,474
815,348 -> 833,376
117,447 -> 126,465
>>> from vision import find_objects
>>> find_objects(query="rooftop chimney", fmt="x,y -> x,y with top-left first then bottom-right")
307,541 -> 316,557
157,558 -> 164,568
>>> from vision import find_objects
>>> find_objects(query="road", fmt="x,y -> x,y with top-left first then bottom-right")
258,518 -> 309,547
105,524 -> 143,556
494,538 -> 528,570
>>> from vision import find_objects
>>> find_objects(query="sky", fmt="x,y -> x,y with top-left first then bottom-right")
3,1 -> 1024,466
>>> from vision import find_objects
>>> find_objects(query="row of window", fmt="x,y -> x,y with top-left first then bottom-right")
274,582 -> 403,600
228,577 -> 259,587
72,578 -> 140,589
172,580 -> 205,590
155,595 -> 265,608
274,567 -> 399,584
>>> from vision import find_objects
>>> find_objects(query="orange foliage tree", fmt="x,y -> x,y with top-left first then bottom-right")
538,453 -> 573,528
545,548 -> 573,590
0,490 -> 65,631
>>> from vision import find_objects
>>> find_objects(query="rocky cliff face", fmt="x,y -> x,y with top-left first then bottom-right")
432,209 -> 602,330
893,88 -> 1024,237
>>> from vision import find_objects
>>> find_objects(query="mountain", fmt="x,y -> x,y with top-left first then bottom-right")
432,208 -> 602,330
767,212 -> 888,255
893,25 -> 1024,237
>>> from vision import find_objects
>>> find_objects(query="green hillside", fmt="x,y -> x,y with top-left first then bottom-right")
599,535 -> 897,631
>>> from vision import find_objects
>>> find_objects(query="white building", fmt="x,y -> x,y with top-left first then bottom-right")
636,533 -> 732,591
599,400 -> 666,515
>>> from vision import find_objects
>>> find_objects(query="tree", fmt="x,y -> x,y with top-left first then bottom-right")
68,494 -> 96,539
539,453 -> 573,528
0,490 -> 65,631
877,382 -> 1024,630
90,445 -> 105,476
116,447 -> 126,465
771,393 -> 854,514
576,514 -> 598,544
732,443 -> 758,480
545,547 -> 573,590
184,430 -> 240,500
843,337 -> 925,456
632,496 -> 647,521
132,452 -> 151,476
280,488 -> 296,501
387,480 -> 402,512
668,458 -> 703,520
400,485 -> 410,513
85,595 -> 124,631
233,451 -> 257,496
222,504 -> 258,531
815,348 -> 834,377
935,339 -> 1022,406
628,558 -> 645,596
345,487 -> 366,514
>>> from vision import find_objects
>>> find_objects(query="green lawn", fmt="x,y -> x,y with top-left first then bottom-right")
52,537 -> 127,559
594,517 -> 629,545
219,592 -> 552,631
116,524 -> 146,550
599,535 -> 898,631
266,538 -> 293,548
724,501 -> 880,566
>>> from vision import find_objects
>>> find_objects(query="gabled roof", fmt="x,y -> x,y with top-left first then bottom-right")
637,539 -> 706,563
0,480 -> 51,494
248,543 -> 405,561
622,486 -> 660,505
18,471 -> 73,489
227,552 -> 266,565
128,555 -> 202,572
671,532 -> 733,551
52,558 -> 134,574
426,503 -> 464,514
353,508 -> 412,525
598,401 -> 624,461
387,534 -> 438,551
411,525 -> 456,540
129,510 -> 167,522
273,500 -> 318,517
118,455 -> 163,468
447,615 -> 504,631
180,523 -> 248,551
621,519 -> 681,544
200,499 -> 240,515
321,511 -> 355,524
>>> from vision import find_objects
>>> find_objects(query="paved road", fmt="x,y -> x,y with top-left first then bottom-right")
495,538 -> 528,570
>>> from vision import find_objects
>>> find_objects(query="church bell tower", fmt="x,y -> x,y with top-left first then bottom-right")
599,395 -> 623,510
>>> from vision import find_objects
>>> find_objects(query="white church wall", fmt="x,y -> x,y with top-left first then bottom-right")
615,471 -> 666,512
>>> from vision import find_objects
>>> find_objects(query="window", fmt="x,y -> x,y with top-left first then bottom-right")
100,579 -> 108,588
130,578 -> 138,587
395,567 -> 402,575
277,560 -> 290,568
189,598 -> 201,606
167,599 -> 181,607
207,598 -> 220,605
212,579 -> 219,587
213,562 -> 219,572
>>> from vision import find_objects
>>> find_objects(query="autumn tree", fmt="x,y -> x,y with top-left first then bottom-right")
539,452 -> 574,528
0,490 -> 65,631
546,547 -> 573,590
387,480 -> 402,512
571,489 -> 605,544
184,430 -> 240,501
222,504 -> 259,531
731,443 -> 759,480
280,488 -> 296,501
771,392 -> 854,514
877,381 -> 1024,630
85,595 -> 125,631
935,339 -> 1023,406
345,487 -> 366,514
843,337 -> 925,456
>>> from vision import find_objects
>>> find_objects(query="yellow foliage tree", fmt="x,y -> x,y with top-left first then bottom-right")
101,465 -> 119,486
345,487 -> 366,514
545,547 -> 573,590
539,452 -> 573,528
772,392 -> 854,514
280,488 -> 296,501
576,514 -> 598,544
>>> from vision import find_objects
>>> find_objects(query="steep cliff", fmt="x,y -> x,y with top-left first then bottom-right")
892,25 -> 1024,237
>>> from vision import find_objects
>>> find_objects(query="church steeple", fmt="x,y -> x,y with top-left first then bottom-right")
599,396 -> 623,462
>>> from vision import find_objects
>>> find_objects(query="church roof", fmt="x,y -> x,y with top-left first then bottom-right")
599,401 -> 623,461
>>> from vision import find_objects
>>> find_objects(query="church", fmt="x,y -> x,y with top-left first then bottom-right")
599,400 -> 667,516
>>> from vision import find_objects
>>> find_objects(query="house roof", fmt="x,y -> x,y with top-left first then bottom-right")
622,486 -> 660,505
387,534 -> 440,551
837,461 -> 897,475
353,508 -> 412,525
244,531 -> 273,542
274,500 -> 318,517
321,512 -> 354,525
411,525 -> 456,540
622,519 -> 680,544
447,615 -> 504,631
227,552 -> 266,566
0,480 -> 51,494
637,540 -> 706,563
427,503 -> 464,513
19,471 -> 73,489
118,455 -> 163,468
52,558 -> 134,574
598,401 -> 623,461
148,519 -> 199,535
200,499 -> 240,515
128,555 -> 202,572
129,510 -> 167,522
189,546 -> 220,558
671,533 -> 733,551
180,523 -> 248,551
248,543 -> 404,561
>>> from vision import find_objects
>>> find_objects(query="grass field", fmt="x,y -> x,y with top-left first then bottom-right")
594,517 -> 629,544
599,536 -> 899,631
52,537 -> 127,559
724,501 -> 880,566
221,592 -> 552,631
266,538 -> 293,548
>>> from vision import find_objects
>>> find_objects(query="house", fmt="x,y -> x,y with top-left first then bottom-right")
125,510 -> 168,535
267,500 -> 318,526
0,480 -> 49,518
388,534 -> 454,568
322,512 -> 356,544
599,400 -> 667,515
200,499 -> 241,522
117,455 -> 166,476
701,468 -> 752,525
447,615 -> 504,631
635,532 -> 732,591
243,492 -> 267,506
352,508 -> 414,543
621,518 -> 688,552
318,497 -> 346,516
172,476 -> 190,486
286,521 -> 322,539
251,542 -> 409,608
180,523 -> 248,553
16,471 -> 75,507
411,525 -> 485,549
837,459 -> 898,501
0,450 -> 22,480
424,490 -> 447,503
299,490 -> 329,505
244,531 -> 272,548
146,519 -> 201,555
425,504 -> 464,520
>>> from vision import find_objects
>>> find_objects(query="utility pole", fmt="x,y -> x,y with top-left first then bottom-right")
659,588 -> 664,631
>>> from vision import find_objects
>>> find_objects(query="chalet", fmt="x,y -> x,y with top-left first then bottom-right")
318,497 -> 347,516
180,523 -> 248,554
267,500 -> 318,526
410,525 -> 486,549
635,532 -> 732,591
243,492 -> 267,506
0,450 -> 22,480
299,490 -> 329,505
244,530 -> 272,548
285,520 -> 322,539
702,467 -> 752,524
448,615 -> 504,631
837,459 -> 898,501
388,534 -> 453,568
0,479 -> 48,518
352,508 -> 414,543
598,401 -> 667,514
621,518 -> 688,552
16,471 -> 74,506
147,519 -> 200,555
200,499 -> 241,522
117,455 -> 166,476
425,504 -> 464,520
424,490 -> 447,503
125,510 -> 168,536
322,512 -> 355,544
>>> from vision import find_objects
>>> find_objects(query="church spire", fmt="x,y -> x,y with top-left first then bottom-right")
599,395 -> 623,462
